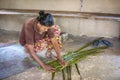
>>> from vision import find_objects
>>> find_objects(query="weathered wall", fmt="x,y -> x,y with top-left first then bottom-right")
56,17 -> 120,38
0,14 -> 119,38
0,0 -> 120,14
0,0 -> 80,11
0,14 -> 34,31
82,0 -> 120,14
0,0 -> 120,38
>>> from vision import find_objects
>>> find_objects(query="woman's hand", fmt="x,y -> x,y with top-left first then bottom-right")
43,64 -> 55,72
58,59 -> 67,66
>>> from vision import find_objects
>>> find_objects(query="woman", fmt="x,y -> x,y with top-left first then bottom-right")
19,11 -> 66,72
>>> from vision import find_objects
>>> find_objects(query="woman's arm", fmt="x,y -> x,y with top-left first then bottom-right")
25,44 -> 55,72
50,38 -> 66,66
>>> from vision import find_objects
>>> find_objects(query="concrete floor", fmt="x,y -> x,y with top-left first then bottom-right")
0,36 -> 120,80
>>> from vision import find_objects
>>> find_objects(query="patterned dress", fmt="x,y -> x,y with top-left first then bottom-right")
34,25 -> 62,52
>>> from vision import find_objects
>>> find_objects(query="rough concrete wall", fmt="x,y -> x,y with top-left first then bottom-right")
82,0 -> 120,14
0,14 -> 35,31
0,0 -> 120,14
0,14 -> 119,38
0,0 -> 80,11
56,17 -> 120,38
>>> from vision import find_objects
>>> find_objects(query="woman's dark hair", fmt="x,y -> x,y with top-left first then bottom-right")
37,11 -> 54,27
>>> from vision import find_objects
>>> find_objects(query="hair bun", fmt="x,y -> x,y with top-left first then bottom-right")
39,11 -> 45,18
37,11 -> 54,27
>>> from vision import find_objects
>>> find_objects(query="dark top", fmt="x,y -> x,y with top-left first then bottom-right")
19,18 -> 54,46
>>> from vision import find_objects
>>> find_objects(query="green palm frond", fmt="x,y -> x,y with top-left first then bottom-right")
36,37 -> 109,80
46,46 -> 108,72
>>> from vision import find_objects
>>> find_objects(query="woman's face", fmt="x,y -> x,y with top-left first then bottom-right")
36,22 -> 49,34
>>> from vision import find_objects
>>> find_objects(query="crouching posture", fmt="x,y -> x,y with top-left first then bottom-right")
19,11 -> 66,72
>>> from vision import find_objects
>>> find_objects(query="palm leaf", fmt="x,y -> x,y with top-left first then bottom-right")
74,37 -> 104,52
51,72 -> 56,80
62,69 -> 66,80
46,46 -> 108,72
35,37 -> 109,80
